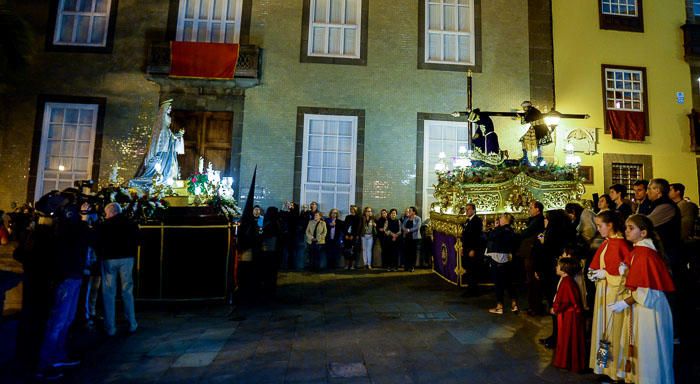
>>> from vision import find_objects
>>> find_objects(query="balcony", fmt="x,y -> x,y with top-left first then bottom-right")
682,24 -> 700,63
146,42 -> 261,88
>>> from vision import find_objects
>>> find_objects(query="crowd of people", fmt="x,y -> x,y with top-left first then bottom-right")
1,190 -> 140,380
238,202 -> 433,297
1,177 -> 698,382
461,178 -> 698,383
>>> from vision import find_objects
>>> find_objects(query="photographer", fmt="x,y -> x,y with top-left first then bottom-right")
35,201 -> 93,379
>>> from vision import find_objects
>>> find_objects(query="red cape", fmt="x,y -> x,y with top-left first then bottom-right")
552,276 -> 586,372
626,246 -> 675,292
589,238 -> 632,275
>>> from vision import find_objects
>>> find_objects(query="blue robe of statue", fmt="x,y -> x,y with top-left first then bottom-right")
472,114 -> 500,154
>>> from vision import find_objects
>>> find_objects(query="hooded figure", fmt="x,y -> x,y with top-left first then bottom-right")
467,109 -> 500,154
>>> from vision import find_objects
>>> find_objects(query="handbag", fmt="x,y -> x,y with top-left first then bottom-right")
596,280 -> 613,368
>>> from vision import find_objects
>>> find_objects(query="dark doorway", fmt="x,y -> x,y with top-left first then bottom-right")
171,111 -> 234,178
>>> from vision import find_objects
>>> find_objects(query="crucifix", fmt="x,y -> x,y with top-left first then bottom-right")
451,70 -> 589,166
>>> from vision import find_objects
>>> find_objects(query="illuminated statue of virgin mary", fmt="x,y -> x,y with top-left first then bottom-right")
129,99 -> 185,189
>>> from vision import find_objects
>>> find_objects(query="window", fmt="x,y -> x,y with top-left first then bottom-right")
605,68 -> 643,111
601,0 -> 637,17
612,162 -> 643,194
695,1 -> 700,16
306,0 -> 362,59
176,0 -> 243,43
301,114 -> 357,213
602,65 -> 648,140
424,0 -> 475,65
602,153 -> 652,193
599,0 -> 643,32
300,0 -> 368,65
422,120 -> 468,213
34,103 -> 99,201
52,0 -> 115,47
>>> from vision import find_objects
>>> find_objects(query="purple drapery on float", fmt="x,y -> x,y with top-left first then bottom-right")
432,231 -> 459,285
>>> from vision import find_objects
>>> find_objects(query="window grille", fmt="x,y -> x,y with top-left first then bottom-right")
611,162 -> 643,195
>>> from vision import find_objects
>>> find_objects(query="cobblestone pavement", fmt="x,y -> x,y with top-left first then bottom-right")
42,269 -> 605,384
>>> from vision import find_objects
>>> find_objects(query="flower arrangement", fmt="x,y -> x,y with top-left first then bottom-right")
437,164 -> 578,186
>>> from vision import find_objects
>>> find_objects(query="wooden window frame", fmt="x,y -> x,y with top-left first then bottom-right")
599,0 -> 644,33
300,0 -> 369,66
46,0 -> 120,53
601,64 -> 649,135
28,95 -> 106,202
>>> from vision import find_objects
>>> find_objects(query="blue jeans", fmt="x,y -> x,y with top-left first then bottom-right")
102,258 -> 137,335
38,278 -> 81,369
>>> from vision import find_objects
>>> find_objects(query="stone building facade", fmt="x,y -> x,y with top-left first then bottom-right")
1,0 -> 557,215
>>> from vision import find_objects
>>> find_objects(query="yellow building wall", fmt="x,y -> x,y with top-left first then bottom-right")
552,0 -> 698,201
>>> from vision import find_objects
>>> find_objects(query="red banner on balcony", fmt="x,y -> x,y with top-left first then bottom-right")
606,110 -> 646,141
170,41 -> 239,79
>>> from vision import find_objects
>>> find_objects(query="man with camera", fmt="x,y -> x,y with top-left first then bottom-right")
35,201 -> 93,379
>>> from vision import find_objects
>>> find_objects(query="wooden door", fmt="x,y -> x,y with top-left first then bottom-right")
171,111 -> 233,178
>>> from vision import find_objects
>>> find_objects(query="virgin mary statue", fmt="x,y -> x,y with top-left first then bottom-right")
129,99 -> 185,189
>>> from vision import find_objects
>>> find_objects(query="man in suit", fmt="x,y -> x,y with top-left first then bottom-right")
461,203 -> 484,296
519,201 -> 546,316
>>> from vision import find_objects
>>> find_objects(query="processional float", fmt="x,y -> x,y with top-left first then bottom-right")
429,71 -> 590,286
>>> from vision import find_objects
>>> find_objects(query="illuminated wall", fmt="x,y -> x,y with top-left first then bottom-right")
552,0 -> 699,200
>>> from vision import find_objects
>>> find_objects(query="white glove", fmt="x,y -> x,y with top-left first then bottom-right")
608,300 -> 629,313
618,262 -> 629,276
587,268 -> 606,281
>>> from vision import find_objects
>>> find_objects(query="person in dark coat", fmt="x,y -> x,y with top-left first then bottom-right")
461,203 -> 484,296
324,208 -> 344,269
632,179 -> 653,215
260,207 -> 281,297
485,213 -> 519,314
537,209 -> 576,349
96,203 -> 139,337
343,205 -> 360,270
384,209 -> 402,271
609,183 -> 633,221
36,203 -> 92,378
519,201 -> 546,316
468,109 -> 500,155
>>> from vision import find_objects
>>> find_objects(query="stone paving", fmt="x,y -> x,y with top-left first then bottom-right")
48,269 -> 600,384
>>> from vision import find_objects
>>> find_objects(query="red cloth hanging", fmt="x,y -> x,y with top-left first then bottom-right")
170,41 -> 239,79
606,110 -> 646,141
